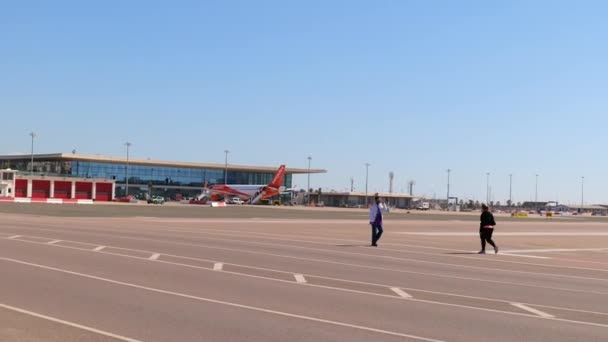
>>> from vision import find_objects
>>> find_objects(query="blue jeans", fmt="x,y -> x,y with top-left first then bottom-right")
371,223 -> 383,245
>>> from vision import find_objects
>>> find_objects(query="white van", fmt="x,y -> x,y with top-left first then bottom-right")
230,197 -> 244,205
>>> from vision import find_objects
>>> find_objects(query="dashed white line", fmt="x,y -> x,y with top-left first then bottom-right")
398,232 -> 608,236
48,240 -> 62,245
93,246 -> 106,252
213,263 -> 224,271
511,303 -> 555,318
13,223 -> 608,273
0,258 -> 445,342
106,227 -> 608,279
469,251 -> 550,259
390,287 -> 413,299
5,236 -> 608,325
4,231 -> 608,296
8,235 -> 21,239
149,253 -> 161,261
294,274 -> 307,283
495,254 -> 551,259
502,248 -> 608,254
0,303 -> 141,342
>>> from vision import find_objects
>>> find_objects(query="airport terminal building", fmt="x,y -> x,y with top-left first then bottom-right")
0,153 -> 325,199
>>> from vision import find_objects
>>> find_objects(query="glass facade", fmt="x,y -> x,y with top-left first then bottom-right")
70,161 -> 292,188
0,158 -> 292,190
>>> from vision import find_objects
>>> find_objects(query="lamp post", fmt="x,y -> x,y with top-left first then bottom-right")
535,174 -> 539,203
224,150 -> 230,184
307,156 -> 312,205
486,172 -> 490,205
365,163 -> 371,206
581,176 -> 585,213
447,169 -> 451,209
509,174 -> 513,206
124,142 -> 132,197
29,132 -> 37,174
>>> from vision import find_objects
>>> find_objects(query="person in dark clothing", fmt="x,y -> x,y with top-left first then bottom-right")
479,204 -> 498,254
369,194 -> 384,247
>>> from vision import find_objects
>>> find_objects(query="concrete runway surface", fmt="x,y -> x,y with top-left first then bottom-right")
1,205 -> 607,341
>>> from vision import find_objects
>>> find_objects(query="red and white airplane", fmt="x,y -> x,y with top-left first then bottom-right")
203,165 -> 287,204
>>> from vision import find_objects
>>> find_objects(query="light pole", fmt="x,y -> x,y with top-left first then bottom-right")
307,156 -> 312,204
447,169 -> 451,210
486,172 -> 490,205
29,132 -> 36,174
581,176 -> 585,213
224,150 -> 230,184
124,142 -> 132,197
535,174 -> 539,208
509,174 -> 513,206
365,163 -> 371,206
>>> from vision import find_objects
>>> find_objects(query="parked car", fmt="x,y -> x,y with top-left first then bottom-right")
230,197 -> 244,205
148,196 -> 165,204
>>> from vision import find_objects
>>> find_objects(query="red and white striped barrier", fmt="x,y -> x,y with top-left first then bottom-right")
0,197 -> 94,204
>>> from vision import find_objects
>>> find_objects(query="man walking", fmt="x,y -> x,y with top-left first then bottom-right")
479,204 -> 499,254
369,193 -> 385,247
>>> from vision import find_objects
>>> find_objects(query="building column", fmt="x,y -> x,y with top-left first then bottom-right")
92,182 -> 97,200
111,182 -> 116,201
71,181 -> 76,199
27,179 -> 33,198
50,180 -> 55,198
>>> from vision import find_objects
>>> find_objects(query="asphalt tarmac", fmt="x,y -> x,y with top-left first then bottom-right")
1,204 -> 607,341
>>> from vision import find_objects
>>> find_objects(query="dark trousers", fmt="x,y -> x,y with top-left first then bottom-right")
479,228 -> 496,250
371,223 -> 384,245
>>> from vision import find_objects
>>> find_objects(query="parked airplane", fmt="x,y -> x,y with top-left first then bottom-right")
199,165 -> 286,204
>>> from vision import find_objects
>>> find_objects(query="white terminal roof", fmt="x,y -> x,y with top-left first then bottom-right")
0,153 -> 326,175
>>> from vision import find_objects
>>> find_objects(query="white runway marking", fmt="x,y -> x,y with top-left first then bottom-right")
120,225 -> 560,262
501,248 -> 608,254
0,258 -> 444,342
390,287 -> 413,299
13,221 -> 608,273
511,303 -> 555,318
48,240 -> 62,245
468,251 -> 551,259
8,235 -> 21,239
294,274 -> 307,283
4,232 -> 608,296
5,237 -> 608,321
495,254 -> 551,259
398,232 -> 608,236
0,303 -> 141,342
213,262 -> 224,271
48,226 -> 605,281
8,234 -> 608,317
149,253 -> 161,260
93,246 -> 106,252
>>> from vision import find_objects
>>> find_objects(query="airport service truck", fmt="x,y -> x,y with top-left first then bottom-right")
416,202 -> 430,211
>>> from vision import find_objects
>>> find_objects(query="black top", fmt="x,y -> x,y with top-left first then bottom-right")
480,211 -> 496,228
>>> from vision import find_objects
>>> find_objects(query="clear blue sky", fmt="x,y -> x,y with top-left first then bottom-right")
1,0 -> 607,204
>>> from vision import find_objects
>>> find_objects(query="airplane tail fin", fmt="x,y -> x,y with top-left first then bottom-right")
269,165 -> 286,189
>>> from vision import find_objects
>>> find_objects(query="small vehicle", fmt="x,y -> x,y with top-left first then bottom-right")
229,197 -> 244,205
148,196 -> 165,204
416,202 -> 430,211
